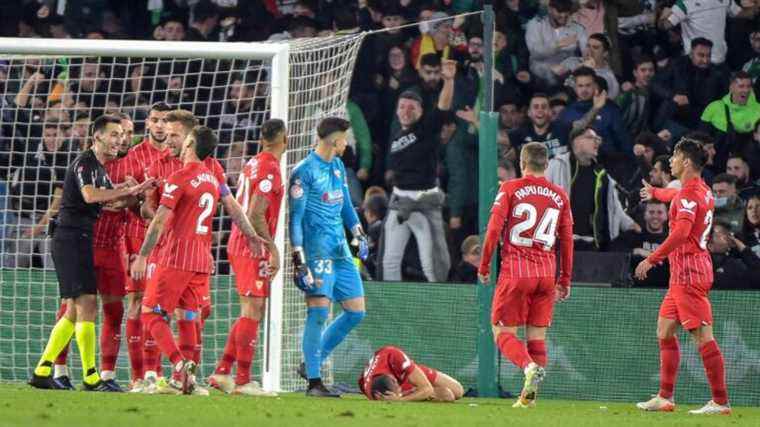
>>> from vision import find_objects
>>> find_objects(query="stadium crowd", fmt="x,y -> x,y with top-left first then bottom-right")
1,0 -> 760,288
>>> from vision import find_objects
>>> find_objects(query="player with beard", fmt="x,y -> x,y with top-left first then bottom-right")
140,110 -> 229,394
131,126 -> 264,395
122,102 -> 171,382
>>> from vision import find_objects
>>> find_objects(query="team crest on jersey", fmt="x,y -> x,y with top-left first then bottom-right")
162,183 -> 178,198
290,179 -> 304,199
679,199 -> 697,214
334,169 -> 341,179
259,179 -> 273,193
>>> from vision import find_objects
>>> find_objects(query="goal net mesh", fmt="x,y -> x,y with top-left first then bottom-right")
0,33 -> 365,391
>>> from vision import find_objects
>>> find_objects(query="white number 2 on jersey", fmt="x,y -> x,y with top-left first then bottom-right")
509,203 -> 560,250
699,210 -> 714,250
196,193 -> 215,235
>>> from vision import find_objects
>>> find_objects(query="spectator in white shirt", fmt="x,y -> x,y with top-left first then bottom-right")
659,0 -> 756,64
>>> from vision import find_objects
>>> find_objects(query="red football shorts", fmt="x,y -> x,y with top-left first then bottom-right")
198,275 -> 212,309
400,364 -> 439,393
229,253 -> 270,298
125,235 -> 146,293
659,283 -> 713,330
143,265 -> 208,313
492,276 -> 556,327
93,246 -> 127,297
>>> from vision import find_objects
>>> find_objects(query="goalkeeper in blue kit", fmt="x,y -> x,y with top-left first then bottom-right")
288,117 -> 369,397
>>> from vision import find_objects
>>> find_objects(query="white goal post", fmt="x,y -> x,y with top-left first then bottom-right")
0,34 -> 365,392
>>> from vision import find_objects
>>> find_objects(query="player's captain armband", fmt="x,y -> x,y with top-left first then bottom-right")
219,183 -> 231,197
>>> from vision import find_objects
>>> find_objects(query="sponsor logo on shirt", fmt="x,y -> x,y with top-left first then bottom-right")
321,189 -> 343,204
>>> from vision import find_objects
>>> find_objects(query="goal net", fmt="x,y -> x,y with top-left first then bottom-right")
0,34 -> 365,391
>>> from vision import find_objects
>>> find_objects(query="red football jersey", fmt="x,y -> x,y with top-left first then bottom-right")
123,139 -> 167,240
358,346 -> 436,400
145,151 -> 227,208
155,162 -> 221,273
145,152 -> 227,260
479,175 -> 574,285
93,156 -> 130,248
227,152 -> 283,259
649,177 -> 714,286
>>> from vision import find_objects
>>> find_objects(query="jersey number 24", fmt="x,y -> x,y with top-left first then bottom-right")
509,203 -> 559,251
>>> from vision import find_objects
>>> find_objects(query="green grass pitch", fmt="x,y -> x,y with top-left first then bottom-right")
1,384 -> 757,427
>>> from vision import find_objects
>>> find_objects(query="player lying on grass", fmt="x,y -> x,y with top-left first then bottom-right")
289,117 -> 370,397
358,346 -> 464,402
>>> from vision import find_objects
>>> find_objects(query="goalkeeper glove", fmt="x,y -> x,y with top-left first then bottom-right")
351,225 -> 369,261
292,247 -> 314,292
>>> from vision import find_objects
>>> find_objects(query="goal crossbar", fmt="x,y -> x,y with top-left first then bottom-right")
0,37 -> 288,60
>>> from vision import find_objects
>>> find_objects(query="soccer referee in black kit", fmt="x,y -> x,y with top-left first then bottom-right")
29,115 -> 154,391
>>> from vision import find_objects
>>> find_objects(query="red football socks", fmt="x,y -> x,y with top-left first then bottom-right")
215,320 -> 238,375
100,301 -> 124,372
143,321 -> 160,375
658,337 -> 680,399
527,340 -> 547,367
497,332 -> 533,369
699,340 -> 728,405
177,320 -> 197,361
196,306 -> 211,364
142,313 -> 183,366
234,317 -> 260,385
126,318 -> 143,381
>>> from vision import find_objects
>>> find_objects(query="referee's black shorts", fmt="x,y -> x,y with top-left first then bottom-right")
51,227 -> 97,299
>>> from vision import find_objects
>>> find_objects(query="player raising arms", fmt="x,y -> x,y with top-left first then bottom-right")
131,127 -> 263,395
358,346 -> 464,402
289,117 -> 369,397
136,109 -> 227,393
208,119 -> 285,397
478,142 -> 574,408
122,102 -> 172,384
635,137 -> 730,415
